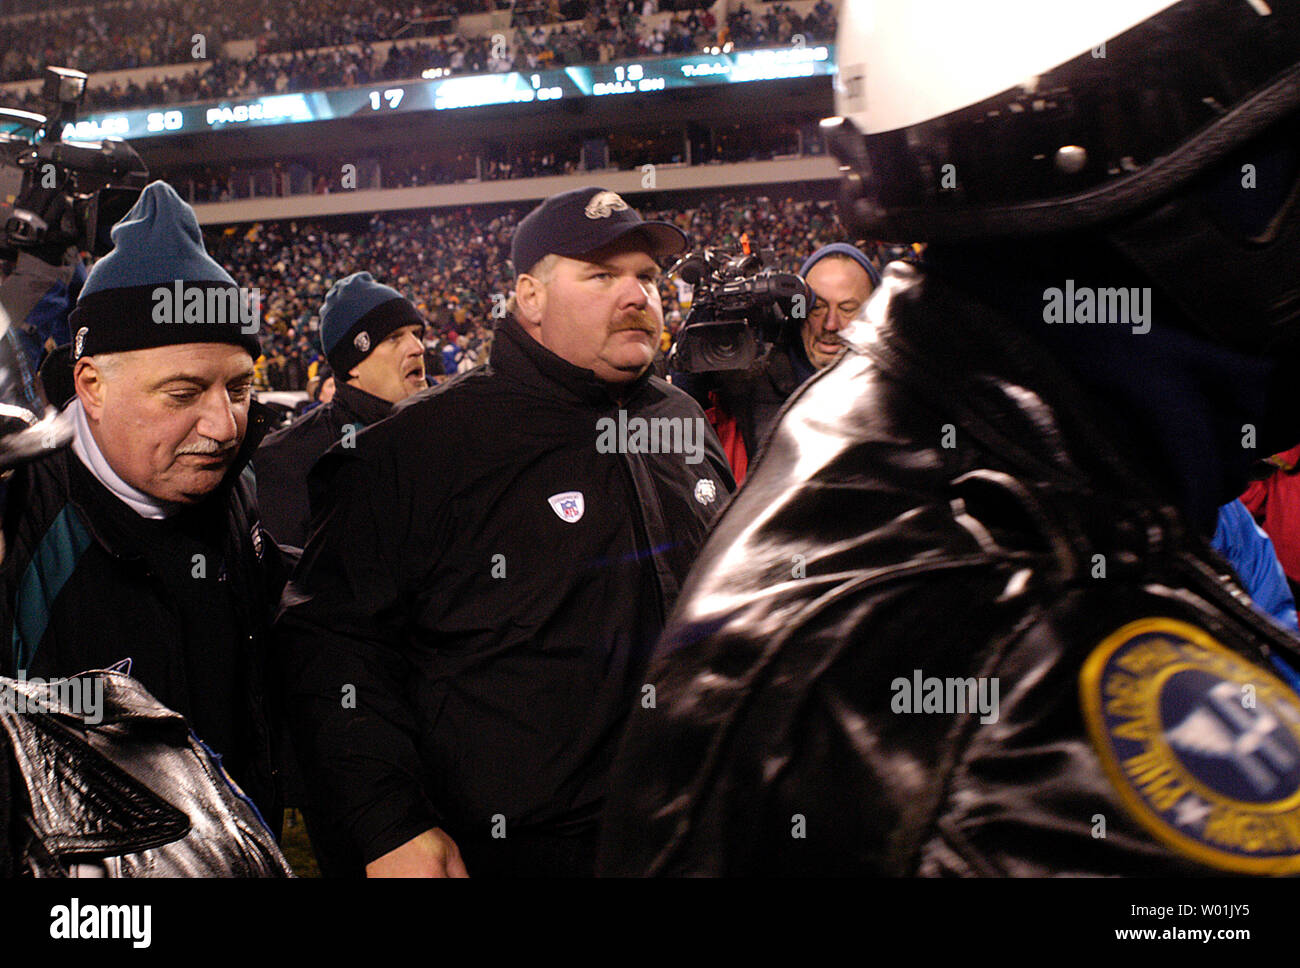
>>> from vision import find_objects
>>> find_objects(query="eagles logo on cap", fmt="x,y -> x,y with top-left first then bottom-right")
585,191 -> 630,220
1080,616 -> 1300,874
74,327 -> 88,359
354,331 -> 370,353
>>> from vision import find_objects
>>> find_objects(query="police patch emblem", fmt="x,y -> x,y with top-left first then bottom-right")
584,191 -> 629,219
354,331 -> 370,353
694,478 -> 717,505
1080,617 -> 1300,874
547,491 -> 585,523
74,327 -> 88,359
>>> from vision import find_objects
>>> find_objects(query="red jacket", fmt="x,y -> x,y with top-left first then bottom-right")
704,392 -> 748,483
1241,443 -> 1300,583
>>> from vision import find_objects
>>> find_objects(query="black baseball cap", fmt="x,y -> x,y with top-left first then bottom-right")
510,187 -> 688,277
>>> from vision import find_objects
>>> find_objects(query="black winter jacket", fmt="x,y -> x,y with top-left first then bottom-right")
0,400 -> 290,819
276,317 -> 735,864
598,262 -> 1300,877
254,381 -> 394,550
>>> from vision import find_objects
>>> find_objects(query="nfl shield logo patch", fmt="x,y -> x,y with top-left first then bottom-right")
548,491 -> 585,523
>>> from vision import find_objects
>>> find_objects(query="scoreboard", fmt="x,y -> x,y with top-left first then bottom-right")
63,45 -> 834,142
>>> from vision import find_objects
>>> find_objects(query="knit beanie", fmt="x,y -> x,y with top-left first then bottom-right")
799,243 -> 883,288
319,272 -> 424,376
68,180 -> 260,361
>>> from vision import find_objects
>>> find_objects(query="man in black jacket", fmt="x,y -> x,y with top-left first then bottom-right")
0,181 -> 289,821
255,272 -> 426,550
277,187 -> 734,877
598,0 -> 1300,876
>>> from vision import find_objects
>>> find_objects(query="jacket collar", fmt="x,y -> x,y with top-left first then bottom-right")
331,380 -> 394,427
491,317 -> 654,407
848,261 -> 1172,509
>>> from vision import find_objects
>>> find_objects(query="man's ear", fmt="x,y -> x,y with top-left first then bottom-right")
514,274 -> 546,331
73,358 -> 108,422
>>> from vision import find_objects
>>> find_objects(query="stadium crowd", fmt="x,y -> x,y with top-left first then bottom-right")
2,1 -> 836,113
0,0 -> 488,82
161,117 -> 820,202
200,192 -> 849,390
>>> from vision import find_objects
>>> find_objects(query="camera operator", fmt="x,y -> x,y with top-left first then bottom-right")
1,67 -> 146,475
670,243 -> 877,481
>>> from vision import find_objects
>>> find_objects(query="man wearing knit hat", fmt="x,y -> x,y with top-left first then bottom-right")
798,243 -> 881,370
0,181 -> 289,822
675,242 -> 880,482
255,271 -> 425,551
278,187 -> 733,877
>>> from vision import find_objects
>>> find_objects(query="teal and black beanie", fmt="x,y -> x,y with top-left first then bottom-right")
68,180 -> 260,360
319,271 -> 424,376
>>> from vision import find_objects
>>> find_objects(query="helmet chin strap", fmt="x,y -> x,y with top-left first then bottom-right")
1104,176 -> 1300,360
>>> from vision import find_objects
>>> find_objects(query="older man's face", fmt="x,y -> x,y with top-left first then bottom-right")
527,237 -> 664,384
76,343 -> 254,504
803,257 -> 875,369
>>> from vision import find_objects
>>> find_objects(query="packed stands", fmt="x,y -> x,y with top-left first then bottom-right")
204,190 -> 851,388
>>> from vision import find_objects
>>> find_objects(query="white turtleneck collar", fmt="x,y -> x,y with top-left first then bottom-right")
66,396 -> 180,520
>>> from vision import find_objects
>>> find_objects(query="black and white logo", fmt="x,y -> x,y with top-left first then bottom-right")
584,191 -> 629,219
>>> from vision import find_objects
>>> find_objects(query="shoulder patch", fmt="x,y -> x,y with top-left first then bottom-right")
1080,617 -> 1300,874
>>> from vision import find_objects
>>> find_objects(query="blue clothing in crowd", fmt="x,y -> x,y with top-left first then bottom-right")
1212,499 -> 1299,632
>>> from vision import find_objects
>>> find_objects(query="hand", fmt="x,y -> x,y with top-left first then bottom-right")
365,827 -> 469,878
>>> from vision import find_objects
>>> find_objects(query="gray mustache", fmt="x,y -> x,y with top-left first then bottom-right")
176,439 -> 236,457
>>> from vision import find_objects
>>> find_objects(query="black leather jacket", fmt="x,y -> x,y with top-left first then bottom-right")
598,262 -> 1300,877
2,669 -> 293,877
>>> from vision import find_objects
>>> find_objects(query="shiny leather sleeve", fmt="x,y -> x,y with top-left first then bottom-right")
598,264 -> 1300,877
2,670 -> 293,877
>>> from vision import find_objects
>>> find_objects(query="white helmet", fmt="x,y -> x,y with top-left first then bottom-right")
826,0 -> 1300,244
